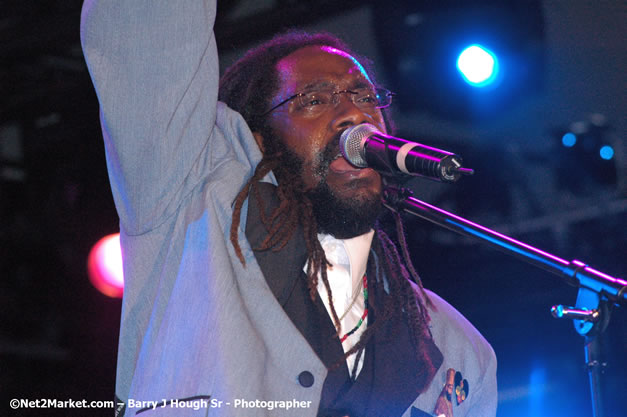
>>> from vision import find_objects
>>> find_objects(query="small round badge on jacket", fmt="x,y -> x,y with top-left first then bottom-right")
454,371 -> 469,405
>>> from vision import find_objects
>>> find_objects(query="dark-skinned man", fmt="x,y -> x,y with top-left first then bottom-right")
81,1 -> 497,416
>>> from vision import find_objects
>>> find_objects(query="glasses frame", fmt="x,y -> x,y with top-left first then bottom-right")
259,87 -> 395,117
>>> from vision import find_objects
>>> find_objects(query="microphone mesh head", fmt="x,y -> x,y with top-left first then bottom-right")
339,123 -> 378,168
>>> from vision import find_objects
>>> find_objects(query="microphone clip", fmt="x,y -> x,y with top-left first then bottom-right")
381,186 -> 414,214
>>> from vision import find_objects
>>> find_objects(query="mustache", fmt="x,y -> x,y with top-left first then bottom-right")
316,131 -> 344,173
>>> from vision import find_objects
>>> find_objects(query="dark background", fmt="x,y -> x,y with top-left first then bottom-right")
2,1 -> 625,416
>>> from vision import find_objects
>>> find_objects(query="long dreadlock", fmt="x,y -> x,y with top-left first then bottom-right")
219,30 -> 435,373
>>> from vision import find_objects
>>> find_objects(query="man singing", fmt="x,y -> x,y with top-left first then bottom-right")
81,0 -> 496,416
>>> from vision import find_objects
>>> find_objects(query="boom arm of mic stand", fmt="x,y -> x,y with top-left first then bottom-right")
382,187 -> 626,306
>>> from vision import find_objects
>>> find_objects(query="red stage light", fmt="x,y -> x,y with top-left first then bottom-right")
87,233 -> 124,298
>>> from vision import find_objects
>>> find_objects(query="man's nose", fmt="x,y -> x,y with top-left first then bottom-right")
331,96 -> 371,131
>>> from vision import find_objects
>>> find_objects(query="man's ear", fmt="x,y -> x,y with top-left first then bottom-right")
253,132 -> 265,154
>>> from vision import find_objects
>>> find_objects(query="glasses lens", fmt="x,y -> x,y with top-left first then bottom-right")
353,89 -> 379,109
375,88 -> 392,108
293,91 -> 333,115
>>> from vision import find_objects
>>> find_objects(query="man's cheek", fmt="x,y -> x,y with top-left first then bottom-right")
300,164 -> 323,190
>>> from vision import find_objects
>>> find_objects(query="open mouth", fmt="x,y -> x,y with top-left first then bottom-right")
329,155 -> 364,174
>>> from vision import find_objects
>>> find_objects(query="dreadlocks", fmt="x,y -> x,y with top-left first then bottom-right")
219,30 -> 434,375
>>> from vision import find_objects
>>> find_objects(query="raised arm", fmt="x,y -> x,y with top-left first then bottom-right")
80,0 -> 219,234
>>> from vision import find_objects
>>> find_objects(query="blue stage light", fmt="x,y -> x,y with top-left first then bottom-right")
457,44 -> 499,87
599,145 -> 614,160
561,133 -> 577,147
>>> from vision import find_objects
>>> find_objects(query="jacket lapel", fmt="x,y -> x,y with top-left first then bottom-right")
245,182 -> 347,372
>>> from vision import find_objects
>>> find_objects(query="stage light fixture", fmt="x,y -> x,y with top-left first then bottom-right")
561,133 -> 577,147
373,0 -> 545,119
87,233 -> 124,298
456,44 -> 499,87
554,116 -> 618,188
599,145 -> 614,160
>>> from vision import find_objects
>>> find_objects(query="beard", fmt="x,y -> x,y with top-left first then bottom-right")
307,177 -> 383,239
267,129 -> 383,239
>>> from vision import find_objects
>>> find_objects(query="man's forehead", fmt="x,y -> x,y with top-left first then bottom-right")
275,45 -> 373,91
318,46 -> 372,83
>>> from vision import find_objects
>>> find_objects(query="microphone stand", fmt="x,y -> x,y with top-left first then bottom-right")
383,186 -> 626,417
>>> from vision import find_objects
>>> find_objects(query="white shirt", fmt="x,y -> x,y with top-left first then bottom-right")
305,230 -> 374,378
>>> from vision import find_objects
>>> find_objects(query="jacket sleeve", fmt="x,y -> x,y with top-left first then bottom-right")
80,0 -> 219,235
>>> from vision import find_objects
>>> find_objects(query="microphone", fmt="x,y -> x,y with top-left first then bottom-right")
339,124 -> 474,182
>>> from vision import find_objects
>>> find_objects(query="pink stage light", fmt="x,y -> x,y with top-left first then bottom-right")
87,233 -> 124,298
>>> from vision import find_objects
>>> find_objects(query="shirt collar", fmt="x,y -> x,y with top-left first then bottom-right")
318,229 -> 374,289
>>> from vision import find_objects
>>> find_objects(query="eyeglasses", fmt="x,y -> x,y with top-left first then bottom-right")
261,87 -> 394,118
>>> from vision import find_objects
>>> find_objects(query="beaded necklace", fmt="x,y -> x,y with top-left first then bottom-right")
339,274 -> 368,343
